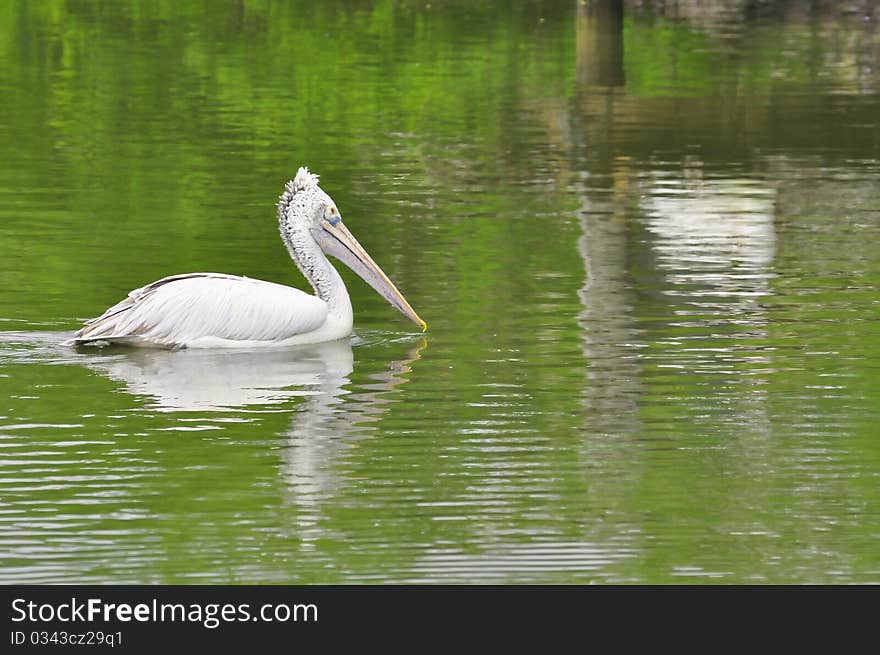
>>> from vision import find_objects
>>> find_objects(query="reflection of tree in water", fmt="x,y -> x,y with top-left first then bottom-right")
639,168 -> 777,443
572,1 -> 779,414
576,166 -> 778,429
641,171 -> 776,321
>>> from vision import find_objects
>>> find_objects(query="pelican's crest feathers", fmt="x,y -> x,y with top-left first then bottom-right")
287,166 -> 320,195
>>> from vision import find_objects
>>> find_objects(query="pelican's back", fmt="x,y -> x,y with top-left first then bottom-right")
72,273 -> 329,349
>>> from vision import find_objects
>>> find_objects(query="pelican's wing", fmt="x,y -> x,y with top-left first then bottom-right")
72,273 -> 328,348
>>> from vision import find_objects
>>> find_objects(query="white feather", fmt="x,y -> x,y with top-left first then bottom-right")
71,273 -> 349,349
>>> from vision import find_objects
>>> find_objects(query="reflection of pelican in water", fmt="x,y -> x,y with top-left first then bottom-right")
78,336 -> 425,412
74,334 -> 426,530
74,333 -> 426,544
82,340 -> 358,411
71,167 -> 425,349
281,337 -> 426,545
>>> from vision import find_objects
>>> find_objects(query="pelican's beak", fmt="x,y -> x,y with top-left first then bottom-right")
318,219 -> 427,331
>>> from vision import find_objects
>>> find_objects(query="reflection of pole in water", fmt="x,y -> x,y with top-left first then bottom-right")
576,0 -> 625,88
569,0 -> 640,439
576,163 -> 643,437
282,339 -> 427,548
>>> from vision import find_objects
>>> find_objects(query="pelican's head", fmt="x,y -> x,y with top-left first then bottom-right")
279,167 -> 427,331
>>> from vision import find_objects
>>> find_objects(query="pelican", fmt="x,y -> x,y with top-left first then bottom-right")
70,167 -> 426,349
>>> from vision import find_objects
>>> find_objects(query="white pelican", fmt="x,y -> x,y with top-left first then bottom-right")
70,167 -> 426,349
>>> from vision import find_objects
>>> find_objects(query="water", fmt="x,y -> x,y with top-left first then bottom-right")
1,0 -> 878,584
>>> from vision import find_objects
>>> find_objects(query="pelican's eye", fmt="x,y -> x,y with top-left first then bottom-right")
323,205 -> 341,226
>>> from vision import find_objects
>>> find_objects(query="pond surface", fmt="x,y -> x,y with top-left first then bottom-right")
1,1 -> 878,583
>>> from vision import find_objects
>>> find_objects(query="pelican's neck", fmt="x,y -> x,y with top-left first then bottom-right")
278,197 -> 352,322
281,226 -> 353,320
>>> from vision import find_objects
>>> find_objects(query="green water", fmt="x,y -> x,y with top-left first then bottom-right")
1,0 -> 879,583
